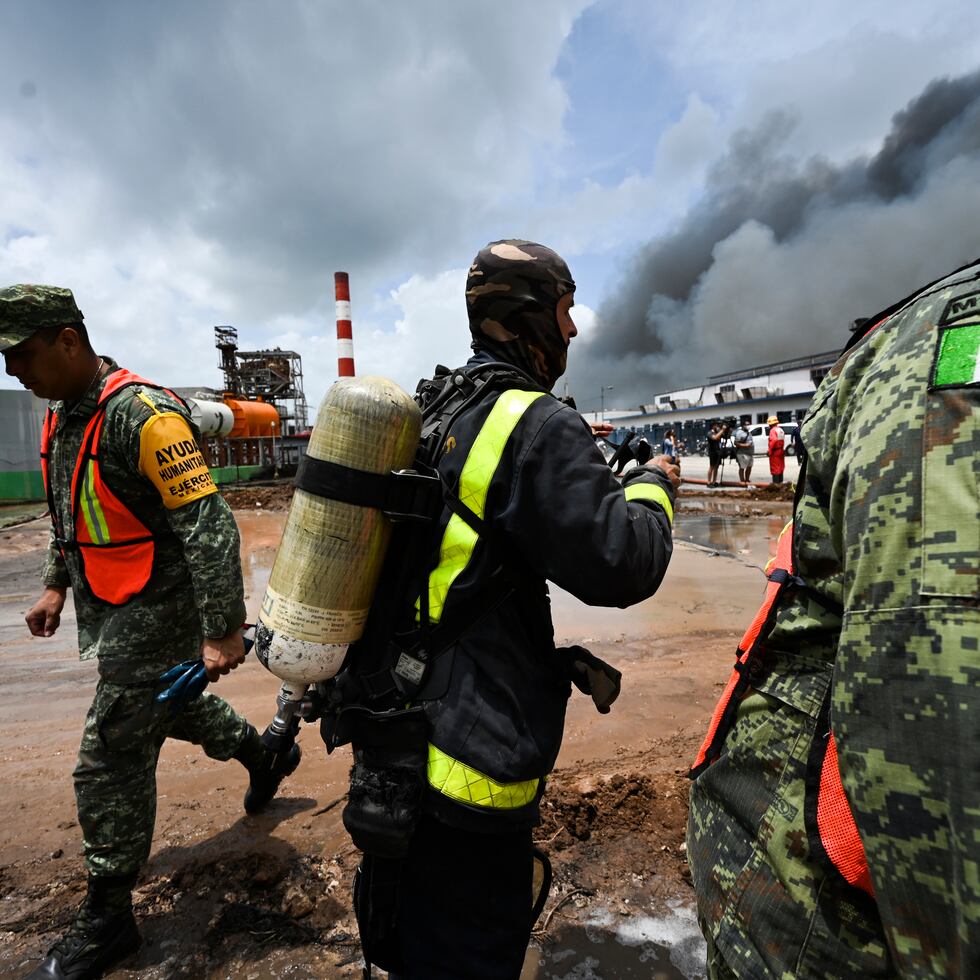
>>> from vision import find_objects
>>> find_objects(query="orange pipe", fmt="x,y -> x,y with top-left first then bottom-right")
681,477 -> 774,489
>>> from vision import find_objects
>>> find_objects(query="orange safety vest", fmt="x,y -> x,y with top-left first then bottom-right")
40,369 -> 180,607
690,519 -> 874,897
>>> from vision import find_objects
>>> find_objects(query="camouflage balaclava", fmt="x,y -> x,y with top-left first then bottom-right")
465,239 -> 575,389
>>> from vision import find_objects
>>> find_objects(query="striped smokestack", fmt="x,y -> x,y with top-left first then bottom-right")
334,271 -> 355,377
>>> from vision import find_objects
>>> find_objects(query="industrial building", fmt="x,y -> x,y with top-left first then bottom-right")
589,349 -> 839,451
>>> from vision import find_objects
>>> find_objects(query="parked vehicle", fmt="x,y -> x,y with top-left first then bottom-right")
748,421 -> 798,456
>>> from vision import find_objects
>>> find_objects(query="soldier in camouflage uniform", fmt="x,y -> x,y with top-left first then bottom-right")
687,259 -> 979,978
1,285 -> 300,980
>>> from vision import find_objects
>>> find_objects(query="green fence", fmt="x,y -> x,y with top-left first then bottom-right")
0,465 -> 263,502
0,470 -> 45,502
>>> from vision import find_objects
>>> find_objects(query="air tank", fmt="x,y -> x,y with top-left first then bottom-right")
255,376 -> 421,685
187,397 -> 234,438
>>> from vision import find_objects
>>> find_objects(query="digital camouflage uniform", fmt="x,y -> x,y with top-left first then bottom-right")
688,261 -> 979,977
43,357 -> 249,877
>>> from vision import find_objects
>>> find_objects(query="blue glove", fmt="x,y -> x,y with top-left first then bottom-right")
155,659 -> 210,715
155,626 -> 255,717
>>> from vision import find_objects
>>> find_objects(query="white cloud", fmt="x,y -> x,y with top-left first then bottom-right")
615,0 -> 980,161
0,0 -> 590,393
519,93 -> 722,257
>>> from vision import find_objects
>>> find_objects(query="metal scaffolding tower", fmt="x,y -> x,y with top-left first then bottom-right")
214,326 -> 309,433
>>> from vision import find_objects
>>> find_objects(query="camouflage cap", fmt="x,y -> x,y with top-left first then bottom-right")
0,285 -> 83,352
466,240 -> 575,389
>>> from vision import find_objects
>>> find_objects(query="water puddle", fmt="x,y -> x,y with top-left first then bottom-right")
673,513 -> 785,565
524,901 -> 706,979
233,510 -> 786,644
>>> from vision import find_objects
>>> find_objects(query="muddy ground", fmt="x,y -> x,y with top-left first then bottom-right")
0,494 -> 790,979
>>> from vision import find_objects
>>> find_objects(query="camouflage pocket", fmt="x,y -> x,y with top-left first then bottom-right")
751,650 -> 832,719
95,684 -> 160,752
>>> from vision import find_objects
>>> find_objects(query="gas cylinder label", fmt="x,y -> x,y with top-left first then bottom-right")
259,586 -> 368,643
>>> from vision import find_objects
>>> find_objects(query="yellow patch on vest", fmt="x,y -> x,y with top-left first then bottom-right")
138,413 -> 217,509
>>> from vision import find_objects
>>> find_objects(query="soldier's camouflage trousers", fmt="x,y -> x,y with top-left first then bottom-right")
74,678 -> 248,877
688,670 -> 895,980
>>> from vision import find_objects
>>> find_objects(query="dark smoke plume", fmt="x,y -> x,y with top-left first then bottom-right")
568,70 -> 980,408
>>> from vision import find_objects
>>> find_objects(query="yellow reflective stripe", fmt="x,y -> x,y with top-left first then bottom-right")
423,389 -> 546,623
624,481 -> 674,525
80,462 -> 110,544
427,743 -> 539,810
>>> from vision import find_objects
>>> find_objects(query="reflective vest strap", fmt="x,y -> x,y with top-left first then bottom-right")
40,408 -> 56,491
72,405 -> 151,548
79,460 -> 111,544
804,713 -> 874,898
97,369 -> 158,407
816,733 -> 874,895
624,481 -> 674,525
423,389 -> 546,624
40,408 -> 61,544
68,409 -> 100,538
690,520 -> 796,775
689,650 -> 752,774
427,743 -> 539,810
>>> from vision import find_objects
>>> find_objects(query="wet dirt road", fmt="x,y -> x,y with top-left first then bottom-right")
0,502 -> 788,979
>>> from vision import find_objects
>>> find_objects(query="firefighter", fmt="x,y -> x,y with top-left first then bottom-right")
1,285 -> 299,980
340,240 -> 680,978
766,415 -> 785,484
687,260 -> 980,978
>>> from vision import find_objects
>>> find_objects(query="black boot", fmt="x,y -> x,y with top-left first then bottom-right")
25,873 -> 140,979
234,723 -> 302,815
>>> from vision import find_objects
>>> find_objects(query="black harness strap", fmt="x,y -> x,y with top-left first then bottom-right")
295,456 -> 443,522
768,567 -> 844,618
348,564 -> 518,709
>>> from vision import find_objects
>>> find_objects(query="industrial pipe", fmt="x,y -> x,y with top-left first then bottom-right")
187,397 -> 235,438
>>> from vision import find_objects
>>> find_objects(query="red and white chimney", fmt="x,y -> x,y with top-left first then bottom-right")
334,271 -> 355,377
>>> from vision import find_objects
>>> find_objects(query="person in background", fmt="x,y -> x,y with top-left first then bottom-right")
661,427 -> 677,464
767,415 -> 785,484
706,421 -> 723,487
732,419 -> 753,484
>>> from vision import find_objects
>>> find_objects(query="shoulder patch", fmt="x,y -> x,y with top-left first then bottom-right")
138,413 -> 217,509
930,322 -> 980,390
939,290 -> 980,326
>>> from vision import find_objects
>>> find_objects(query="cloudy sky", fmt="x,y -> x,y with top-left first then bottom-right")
2,1 -> 979,413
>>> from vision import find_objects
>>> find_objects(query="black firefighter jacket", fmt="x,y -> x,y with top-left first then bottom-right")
416,360 -> 675,832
